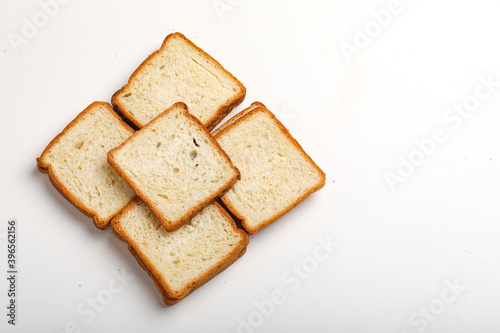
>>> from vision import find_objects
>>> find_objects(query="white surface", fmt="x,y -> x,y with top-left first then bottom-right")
1,0 -> 500,332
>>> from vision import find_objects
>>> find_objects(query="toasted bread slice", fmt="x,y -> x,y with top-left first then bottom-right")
214,104 -> 326,233
112,32 -> 246,130
111,198 -> 249,305
37,102 -> 137,229
108,102 -> 239,231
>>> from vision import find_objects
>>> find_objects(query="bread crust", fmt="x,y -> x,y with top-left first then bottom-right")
108,102 -> 240,232
111,198 -> 249,305
212,101 -> 266,136
215,106 -> 326,234
126,245 -> 183,305
36,101 -> 135,229
111,32 -> 246,131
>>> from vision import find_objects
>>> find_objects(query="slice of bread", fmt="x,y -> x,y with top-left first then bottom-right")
37,102 -> 137,229
108,102 -> 239,231
111,198 -> 249,305
112,32 -> 246,131
214,104 -> 326,233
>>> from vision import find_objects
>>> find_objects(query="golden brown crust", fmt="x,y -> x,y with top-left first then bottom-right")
215,106 -> 326,234
112,199 -> 181,305
204,91 -> 246,131
126,245 -> 182,305
111,32 -> 246,130
212,101 -> 266,136
108,102 -> 239,232
111,199 -> 249,305
36,101 -> 135,229
128,244 -> 247,305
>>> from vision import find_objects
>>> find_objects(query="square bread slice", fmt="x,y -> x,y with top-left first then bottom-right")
37,102 -> 137,229
108,102 -> 239,232
112,32 -> 246,131
111,198 -> 249,305
214,103 -> 326,233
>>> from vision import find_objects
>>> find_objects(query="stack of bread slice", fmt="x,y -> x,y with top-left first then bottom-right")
37,33 -> 325,305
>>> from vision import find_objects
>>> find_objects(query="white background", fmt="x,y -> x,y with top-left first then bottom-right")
1,0 -> 500,332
